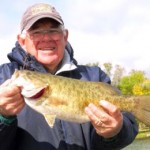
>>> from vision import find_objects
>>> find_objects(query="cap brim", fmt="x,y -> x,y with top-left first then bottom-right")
24,14 -> 63,31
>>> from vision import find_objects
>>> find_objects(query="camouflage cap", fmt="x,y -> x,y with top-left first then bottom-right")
20,3 -> 64,32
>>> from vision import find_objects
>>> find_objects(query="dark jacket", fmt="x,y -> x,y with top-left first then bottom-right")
0,42 -> 138,150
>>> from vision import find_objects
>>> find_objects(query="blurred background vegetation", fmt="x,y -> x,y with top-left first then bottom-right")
86,62 -> 150,139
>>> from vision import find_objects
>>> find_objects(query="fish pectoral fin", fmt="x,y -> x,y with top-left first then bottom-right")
43,114 -> 56,128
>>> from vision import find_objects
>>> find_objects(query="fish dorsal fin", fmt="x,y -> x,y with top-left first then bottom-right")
43,114 -> 56,128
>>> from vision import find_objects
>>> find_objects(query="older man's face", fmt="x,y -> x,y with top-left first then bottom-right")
18,18 -> 68,73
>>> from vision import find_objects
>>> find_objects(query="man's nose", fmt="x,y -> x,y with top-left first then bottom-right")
42,32 -> 53,41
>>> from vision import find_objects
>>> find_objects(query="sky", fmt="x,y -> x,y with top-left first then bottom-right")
0,0 -> 150,77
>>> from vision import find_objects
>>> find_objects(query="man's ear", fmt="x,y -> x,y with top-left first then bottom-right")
64,29 -> 68,42
17,34 -> 25,47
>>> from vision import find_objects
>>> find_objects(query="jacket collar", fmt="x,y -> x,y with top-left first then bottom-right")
55,50 -> 77,75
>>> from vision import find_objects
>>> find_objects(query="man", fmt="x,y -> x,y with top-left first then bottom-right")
0,3 -> 138,150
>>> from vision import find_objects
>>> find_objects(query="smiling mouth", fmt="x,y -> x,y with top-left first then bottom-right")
39,47 -> 55,50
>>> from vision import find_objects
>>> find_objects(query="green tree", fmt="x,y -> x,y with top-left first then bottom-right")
118,70 -> 145,95
133,79 -> 150,95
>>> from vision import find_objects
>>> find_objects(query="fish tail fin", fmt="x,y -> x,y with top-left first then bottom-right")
133,95 -> 150,126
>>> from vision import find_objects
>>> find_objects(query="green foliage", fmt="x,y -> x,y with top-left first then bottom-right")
118,70 -> 145,95
133,79 -> 150,95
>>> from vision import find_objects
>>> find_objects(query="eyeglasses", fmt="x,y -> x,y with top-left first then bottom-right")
27,28 -> 64,41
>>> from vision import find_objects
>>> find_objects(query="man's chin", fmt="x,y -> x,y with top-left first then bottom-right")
39,59 -> 57,66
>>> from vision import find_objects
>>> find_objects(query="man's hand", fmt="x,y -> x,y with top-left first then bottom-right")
85,100 -> 123,138
0,79 -> 25,116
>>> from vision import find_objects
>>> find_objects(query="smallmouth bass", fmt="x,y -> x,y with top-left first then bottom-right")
10,70 -> 150,127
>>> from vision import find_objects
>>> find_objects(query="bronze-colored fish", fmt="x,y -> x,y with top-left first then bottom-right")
10,70 -> 150,127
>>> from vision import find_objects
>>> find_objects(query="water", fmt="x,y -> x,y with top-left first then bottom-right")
123,138 -> 150,150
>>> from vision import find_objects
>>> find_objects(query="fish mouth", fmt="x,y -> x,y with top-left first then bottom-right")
22,87 -> 45,100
